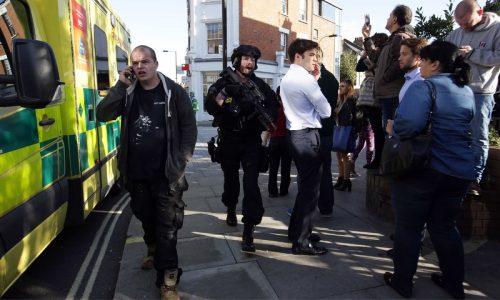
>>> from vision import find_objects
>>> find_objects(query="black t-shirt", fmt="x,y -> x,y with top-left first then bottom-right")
127,82 -> 167,180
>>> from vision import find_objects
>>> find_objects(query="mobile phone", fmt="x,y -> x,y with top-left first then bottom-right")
365,14 -> 371,26
126,68 -> 136,81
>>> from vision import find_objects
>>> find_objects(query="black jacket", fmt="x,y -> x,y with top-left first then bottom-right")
206,70 -> 278,137
317,65 -> 339,137
96,73 -> 197,191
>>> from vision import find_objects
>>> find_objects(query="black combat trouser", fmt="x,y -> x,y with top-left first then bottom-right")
127,178 -> 185,284
220,133 -> 264,225
287,129 -> 322,245
268,135 -> 292,196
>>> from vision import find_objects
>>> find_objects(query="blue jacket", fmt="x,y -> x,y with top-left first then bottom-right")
394,73 -> 475,180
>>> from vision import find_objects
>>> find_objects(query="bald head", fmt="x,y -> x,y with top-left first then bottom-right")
454,0 -> 483,30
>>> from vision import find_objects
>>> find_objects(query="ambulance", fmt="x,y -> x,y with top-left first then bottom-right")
0,0 -> 130,295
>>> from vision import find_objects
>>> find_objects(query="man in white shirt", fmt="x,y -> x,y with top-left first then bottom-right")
387,38 -> 426,135
280,38 -> 331,255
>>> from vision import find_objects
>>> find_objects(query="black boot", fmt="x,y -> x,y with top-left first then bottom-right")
241,224 -> 255,253
335,178 -> 352,192
333,176 -> 344,188
226,207 -> 237,227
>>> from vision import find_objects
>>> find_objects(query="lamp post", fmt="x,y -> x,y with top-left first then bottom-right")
318,33 -> 337,44
163,50 -> 178,82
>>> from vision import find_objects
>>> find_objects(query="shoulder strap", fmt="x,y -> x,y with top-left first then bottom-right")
423,80 -> 437,131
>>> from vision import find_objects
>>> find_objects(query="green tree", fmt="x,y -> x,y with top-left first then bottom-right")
414,0 -> 454,40
340,51 -> 357,84
484,0 -> 500,14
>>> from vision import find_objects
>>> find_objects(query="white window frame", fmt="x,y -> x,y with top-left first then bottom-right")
299,0 -> 308,22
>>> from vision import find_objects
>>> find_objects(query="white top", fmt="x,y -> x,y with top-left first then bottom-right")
399,67 -> 423,103
280,64 -> 331,130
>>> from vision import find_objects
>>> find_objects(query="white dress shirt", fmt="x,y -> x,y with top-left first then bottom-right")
399,67 -> 423,103
280,64 -> 331,130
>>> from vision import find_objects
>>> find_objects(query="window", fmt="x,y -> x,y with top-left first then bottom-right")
115,46 -> 128,73
280,32 -> 288,53
313,29 -> 319,40
207,23 -> 222,54
299,0 -> 307,22
202,71 -> 219,110
281,0 -> 287,15
93,25 -> 110,91
315,0 -> 340,23
0,0 -> 33,76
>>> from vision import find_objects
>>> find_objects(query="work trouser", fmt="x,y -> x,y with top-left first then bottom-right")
220,133 -> 264,225
318,135 -> 334,215
127,178 -> 185,285
391,168 -> 469,296
268,135 -> 292,196
287,128 -> 322,245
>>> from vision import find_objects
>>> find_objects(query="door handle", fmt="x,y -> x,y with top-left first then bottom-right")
39,117 -> 55,126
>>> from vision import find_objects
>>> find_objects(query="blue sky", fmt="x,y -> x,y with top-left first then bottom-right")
109,0 -> 487,79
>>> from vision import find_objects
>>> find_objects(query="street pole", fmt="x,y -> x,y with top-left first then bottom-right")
222,0 -> 227,70
163,50 -> 178,82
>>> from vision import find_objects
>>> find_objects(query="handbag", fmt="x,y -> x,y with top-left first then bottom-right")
379,80 -> 436,178
332,125 -> 357,152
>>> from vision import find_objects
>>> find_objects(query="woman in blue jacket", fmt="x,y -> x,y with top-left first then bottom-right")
384,40 -> 475,299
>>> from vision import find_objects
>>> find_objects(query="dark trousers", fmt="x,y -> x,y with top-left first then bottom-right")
364,106 -> 384,165
288,129 -> 322,245
268,136 -> 291,195
379,97 -> 399,131
220,135 -> 264,225
318,135 -> 334,215
128,178 -> 185,280
391,168 -> 469,294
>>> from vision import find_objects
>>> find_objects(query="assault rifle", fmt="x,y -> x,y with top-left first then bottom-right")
221,67 -> 277,131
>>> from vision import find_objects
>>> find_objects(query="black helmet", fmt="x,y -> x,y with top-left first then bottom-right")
231,44 -> 261,70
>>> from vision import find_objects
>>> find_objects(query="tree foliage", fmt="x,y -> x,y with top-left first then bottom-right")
340,51 -> 358,84
414,0 -> 454,40
484,0 -> 500,14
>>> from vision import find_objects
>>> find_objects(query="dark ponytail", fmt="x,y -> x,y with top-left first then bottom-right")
452,56 -> 470,86
419,40 -> 471,86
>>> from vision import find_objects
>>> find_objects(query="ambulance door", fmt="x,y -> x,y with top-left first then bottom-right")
0,0 -> 64,292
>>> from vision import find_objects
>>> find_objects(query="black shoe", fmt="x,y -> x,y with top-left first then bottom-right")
333,176 -> 344,188
335,178 -> 352,192
309,233 -> 321,244
226,208 -> 237,227
384,272 -> 412,298
241,224 -> 255,253
466,181 -> 481,197
386,248 -> 395,258
292,242 -> 327,255
431,273 -> 465,299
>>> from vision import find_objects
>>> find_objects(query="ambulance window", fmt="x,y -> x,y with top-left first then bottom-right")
115,46 -> 128,73
93,25 -> 109,91
0,0 -> 33,76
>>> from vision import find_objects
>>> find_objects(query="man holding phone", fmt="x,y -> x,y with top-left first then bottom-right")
96,45 -> 197,300
446,0 -> 500,196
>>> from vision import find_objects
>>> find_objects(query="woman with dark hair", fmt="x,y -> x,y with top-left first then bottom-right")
384,40 -> 475,299
333,79 -> 357,192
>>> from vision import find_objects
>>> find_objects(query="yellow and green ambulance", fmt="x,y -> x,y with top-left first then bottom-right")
0,0 -> 130,295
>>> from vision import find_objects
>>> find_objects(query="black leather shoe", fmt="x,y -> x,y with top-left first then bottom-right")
226,208 -> 237,227
384,272 -> 412,298
292,242 -> 327,255
309,233 -> 321,243
431,273 -> 465,299
241,224 -> 255,253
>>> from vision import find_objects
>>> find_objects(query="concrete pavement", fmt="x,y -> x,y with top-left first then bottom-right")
114,125 -> 497,299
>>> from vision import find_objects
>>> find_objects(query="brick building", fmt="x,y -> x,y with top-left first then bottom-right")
186,0 -> 342,121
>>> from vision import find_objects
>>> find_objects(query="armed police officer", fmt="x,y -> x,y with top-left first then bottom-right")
206,45 -> 278,252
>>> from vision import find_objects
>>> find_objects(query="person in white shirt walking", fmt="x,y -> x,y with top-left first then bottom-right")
280,39 -> 331,255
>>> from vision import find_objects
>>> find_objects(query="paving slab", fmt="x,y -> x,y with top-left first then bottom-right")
178,262 -> 278,299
